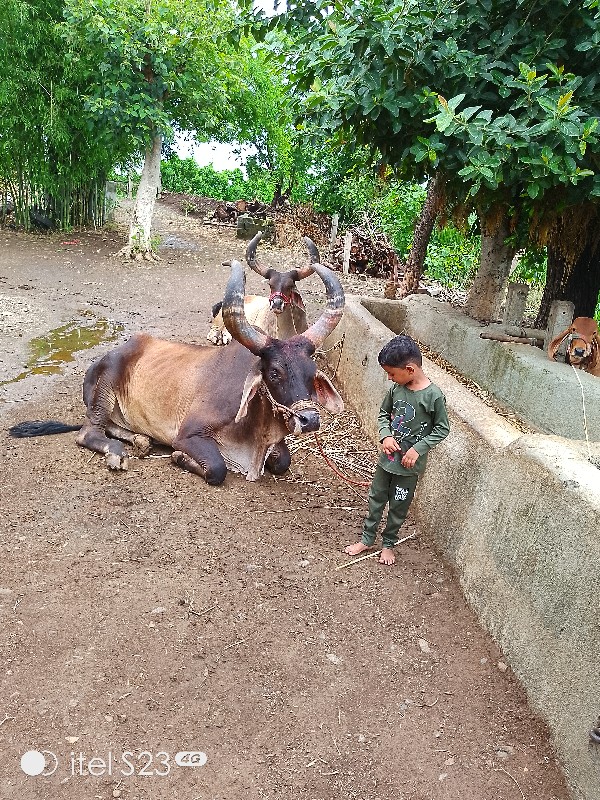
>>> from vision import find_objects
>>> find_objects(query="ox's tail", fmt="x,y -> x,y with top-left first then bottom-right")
8,420 -> 82,438
211,300 -> 223,319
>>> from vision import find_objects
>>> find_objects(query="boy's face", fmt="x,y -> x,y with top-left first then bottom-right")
382,363 -> 415,384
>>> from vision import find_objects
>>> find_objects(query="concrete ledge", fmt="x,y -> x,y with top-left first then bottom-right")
326,296 -> 600,800
359,294 -> 600,441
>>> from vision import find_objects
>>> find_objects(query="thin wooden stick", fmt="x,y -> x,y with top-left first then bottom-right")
336,532 -> 417,569
495,767 -> 526,800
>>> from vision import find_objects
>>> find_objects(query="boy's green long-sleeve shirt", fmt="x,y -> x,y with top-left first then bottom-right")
377,382 -> 450,476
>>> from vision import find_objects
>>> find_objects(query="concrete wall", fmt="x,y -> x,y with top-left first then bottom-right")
359,294 -> 600,441
326,296 -> 600,800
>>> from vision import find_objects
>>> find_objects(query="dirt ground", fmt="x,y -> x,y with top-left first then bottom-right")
0,200 -> 571,800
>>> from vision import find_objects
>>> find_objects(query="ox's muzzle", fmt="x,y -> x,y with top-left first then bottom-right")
268,291 -> 288,314
287,401 -> 321,435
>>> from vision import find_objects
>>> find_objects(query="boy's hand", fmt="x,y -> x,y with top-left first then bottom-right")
401,447 -> 419,468
381,436 -> 401,457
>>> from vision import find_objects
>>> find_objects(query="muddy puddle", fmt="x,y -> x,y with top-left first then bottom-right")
0,311 -> 122,389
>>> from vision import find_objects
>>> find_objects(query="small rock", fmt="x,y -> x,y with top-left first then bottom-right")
326,653 -> 342,665
151,606 -> 166,614
497,661 -> 508,672
418,638 -> 432,653
495,744 -> 515,759
65,736 -> 79,744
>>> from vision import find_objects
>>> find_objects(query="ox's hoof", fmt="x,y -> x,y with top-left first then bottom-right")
206,327 -> 232,347
206,327 -> 221,345
106,452 -> 128,470
132,434 -> 152,458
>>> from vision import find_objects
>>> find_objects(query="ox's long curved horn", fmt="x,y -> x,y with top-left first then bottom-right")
295,236 -> 319,280
246,231 -> 271,278
302,262 -> 345,348
222,260 -> 269,355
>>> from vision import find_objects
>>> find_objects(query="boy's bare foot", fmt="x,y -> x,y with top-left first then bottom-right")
379,547 -> 396,565
344,542 -> 372,556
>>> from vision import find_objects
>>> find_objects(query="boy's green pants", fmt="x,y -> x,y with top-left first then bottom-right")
361,466 -> 418,549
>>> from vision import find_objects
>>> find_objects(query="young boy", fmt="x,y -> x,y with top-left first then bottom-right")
345,335 -> 450,565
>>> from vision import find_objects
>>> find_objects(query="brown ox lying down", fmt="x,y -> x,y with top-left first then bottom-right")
548,317 -> 600,377
9,260 -> 345,485
207,232 -> 320,345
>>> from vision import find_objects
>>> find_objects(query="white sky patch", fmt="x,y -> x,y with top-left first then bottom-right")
174,136 -> 257,173
173,1 -> 277,172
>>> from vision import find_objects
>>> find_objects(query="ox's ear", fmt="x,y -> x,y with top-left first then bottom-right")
235,363 -> 264,422
548,327 -> 570,362
314,370 -> 344,414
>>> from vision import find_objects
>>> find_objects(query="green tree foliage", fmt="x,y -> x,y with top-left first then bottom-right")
63,0 -> 239,145
161,154 -> 275,200
267,0 -> 600,218
62,0 -> 245,255
255,0 -> 600,316
373,183 -> 481,288
0,0 -> 115,228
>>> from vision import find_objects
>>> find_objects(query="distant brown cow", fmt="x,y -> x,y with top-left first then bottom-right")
548,317 -> 600,377
207,232 -> 319,345
9,260 -> 345,485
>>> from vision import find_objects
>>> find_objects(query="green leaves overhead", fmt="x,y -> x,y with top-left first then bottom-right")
62,0 -> 240,145
259,0 -> 600,223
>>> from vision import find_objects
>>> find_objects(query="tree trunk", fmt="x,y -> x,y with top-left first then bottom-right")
465,210 -> 516,321
562,240 -> 600,319
536,210 -> 600,327
396,174 -> 442,299
536,229 -> 567,329
117,133 -> 162,260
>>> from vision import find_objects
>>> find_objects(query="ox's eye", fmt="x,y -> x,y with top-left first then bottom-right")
268,369 -> 281,382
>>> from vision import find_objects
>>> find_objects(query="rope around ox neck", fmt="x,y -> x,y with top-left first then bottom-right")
258,383 -> 371,487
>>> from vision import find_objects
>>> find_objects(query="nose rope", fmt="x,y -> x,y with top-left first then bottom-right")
259,383 -> 320,422
268,291 -> 306,311
269,291 -> 291,306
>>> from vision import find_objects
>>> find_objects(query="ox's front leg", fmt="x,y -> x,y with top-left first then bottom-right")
171,434 -> 228,486
265,440 -> 291,476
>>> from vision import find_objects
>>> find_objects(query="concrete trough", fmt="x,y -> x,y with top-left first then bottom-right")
326,295 -> 600,800
361,293 -> 600,441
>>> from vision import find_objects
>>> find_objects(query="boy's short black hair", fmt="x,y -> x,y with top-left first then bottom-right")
378,335 -> 422,367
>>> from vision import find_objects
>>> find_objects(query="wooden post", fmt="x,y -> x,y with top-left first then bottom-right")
544,300 -> 575,357
503,282 -> 529,327
330,213 -> 339,249
343,231 -> 353,275
127,173 -> 133,200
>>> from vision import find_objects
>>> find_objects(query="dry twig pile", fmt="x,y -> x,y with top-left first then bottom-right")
330,225 -> 402,278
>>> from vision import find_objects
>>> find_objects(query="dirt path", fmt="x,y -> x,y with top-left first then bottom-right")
0,202 -> 571,800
